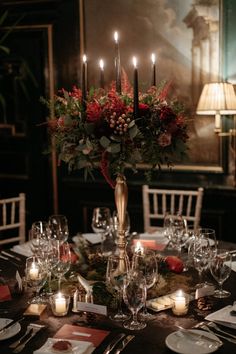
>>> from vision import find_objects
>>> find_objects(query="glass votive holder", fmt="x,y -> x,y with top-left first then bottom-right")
50,292 -> 70,317
171,290 -> 189,316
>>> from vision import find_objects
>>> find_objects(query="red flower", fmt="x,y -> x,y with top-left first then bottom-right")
160,106 -> 176,122
86,102 -> 102,123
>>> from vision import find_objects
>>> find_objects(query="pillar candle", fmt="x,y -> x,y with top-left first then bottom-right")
99,59 -> 105,89
114,31 -> 121,94
151,53 -> 156,87
55,293 -> 66,314
133,56 -> 139,119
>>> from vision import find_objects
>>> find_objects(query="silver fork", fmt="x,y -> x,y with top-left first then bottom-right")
12,323 -> 45,353
206,321 -> 236,340
9,324 -> 35,349
194,322 -> 236,344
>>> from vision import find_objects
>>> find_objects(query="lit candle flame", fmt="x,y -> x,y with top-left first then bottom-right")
83,54 -> 87,63
99,59 -> 104,70
114,31 -> 119,43
133,56 -> 137,68
151,53 -> 156,64
135,240 -> 144,253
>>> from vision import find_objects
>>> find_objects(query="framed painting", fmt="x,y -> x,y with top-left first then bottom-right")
81,0 -> 225,173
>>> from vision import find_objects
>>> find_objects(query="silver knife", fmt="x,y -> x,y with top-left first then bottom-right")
114,335 -> 135,354
103,333 -> 126,354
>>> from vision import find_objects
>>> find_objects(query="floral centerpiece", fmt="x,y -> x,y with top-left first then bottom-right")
43,81 -> 188,188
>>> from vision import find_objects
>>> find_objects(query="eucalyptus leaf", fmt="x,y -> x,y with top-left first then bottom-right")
129,124 -> 139,139
107,143 -> 120,153
100,136 -> 111,148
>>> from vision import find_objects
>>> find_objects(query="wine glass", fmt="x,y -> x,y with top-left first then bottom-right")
132,248 -> 158,320
51,241 -> 72,291
210,249 -> 232,298
123,271 -> 147,330
25,256 -> 47,304
29,221 -> 50,255
192,236 -> 211,288
106,254 -> 130,321
48,214 -> 69,243
91,207 -> 111,254
199,228 -> 217,255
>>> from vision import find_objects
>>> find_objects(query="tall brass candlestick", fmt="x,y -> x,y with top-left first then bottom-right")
114,31 -> 121,94
114,174 -> 128,272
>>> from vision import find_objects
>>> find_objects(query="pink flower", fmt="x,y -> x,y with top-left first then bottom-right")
157,132 -> 172,147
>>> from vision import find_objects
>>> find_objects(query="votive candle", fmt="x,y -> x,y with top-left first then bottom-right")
172,290 -> 189,316
29,262 -> 39,280
55,292 -> 67,314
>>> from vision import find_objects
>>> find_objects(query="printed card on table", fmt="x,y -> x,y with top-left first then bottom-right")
54,324 -> 110,347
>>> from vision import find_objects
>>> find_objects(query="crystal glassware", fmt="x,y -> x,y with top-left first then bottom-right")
48,215 -> 69,243
210,249 -> 232,298
51,241 -> 72,291
123,271 -> 147,330
106,253 -> 130,321
132,248 -> 158,320
25,256 -> 47,304
91,207 -> 111,254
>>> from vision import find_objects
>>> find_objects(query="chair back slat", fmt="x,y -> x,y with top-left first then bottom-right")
142,186 -> 204,232
0,193 -> 26,246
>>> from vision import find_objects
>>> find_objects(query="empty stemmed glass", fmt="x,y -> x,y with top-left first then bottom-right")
123,271 -> 147,330
191,236 -> 212,288
106,254 -> 130,321
48,214 -> 69,243
199,228 -> 217,255
25,256 -> 47,304
91,207 -> 111,254
30,221 -> 51,256
210,249 -> 232,298
51,241 -> 72,291
132,248 -> 158,320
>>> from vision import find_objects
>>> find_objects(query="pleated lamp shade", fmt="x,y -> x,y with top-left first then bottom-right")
196,82 -> 236,132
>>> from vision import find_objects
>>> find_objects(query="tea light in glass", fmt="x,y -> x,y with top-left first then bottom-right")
29,262 -> 39,280
50,292 -> 70,316
171,290 -> 189,316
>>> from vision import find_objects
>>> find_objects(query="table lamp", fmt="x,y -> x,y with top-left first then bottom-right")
196,82 -> 236,134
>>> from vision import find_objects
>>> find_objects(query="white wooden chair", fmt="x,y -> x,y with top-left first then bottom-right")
0,193 -> 26,246
142,185 -> 204,232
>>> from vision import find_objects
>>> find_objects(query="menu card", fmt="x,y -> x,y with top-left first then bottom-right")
54,324 -> 110,347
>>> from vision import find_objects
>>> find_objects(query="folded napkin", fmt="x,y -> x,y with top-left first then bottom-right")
205,305 -> 236,329
73,233 -> 103,245
34,338 -> 95,354
11,242 -> 33,257
0,285 -> 12,301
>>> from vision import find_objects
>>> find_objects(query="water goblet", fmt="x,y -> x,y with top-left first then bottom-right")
123,271 -> 147,330
210,249 -> 232,298
48,214 -> 69,243
132,248 -> 158,320
199,228 -> 217,255
106,254 -> 130,321
25,256 -> 47,304
192,236 -> 212,288
91,207 -> 111,255
51,241 -> 72,291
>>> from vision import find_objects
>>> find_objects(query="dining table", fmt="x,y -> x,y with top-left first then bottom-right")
0,238 -> 236,354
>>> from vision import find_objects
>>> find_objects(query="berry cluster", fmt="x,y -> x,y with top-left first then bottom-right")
108,112 -> 131,135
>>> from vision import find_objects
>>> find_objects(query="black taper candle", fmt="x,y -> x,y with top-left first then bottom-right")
151,53 -> 156,87
133,57 -> 139,119
114,32 -> 121,94
81,55 -> 87,112
99,59 -> 105,89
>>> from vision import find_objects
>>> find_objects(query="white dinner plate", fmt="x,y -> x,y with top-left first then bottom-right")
165,329 -> 221,354
0,318 -> 21,340
33,338 -> 95,354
